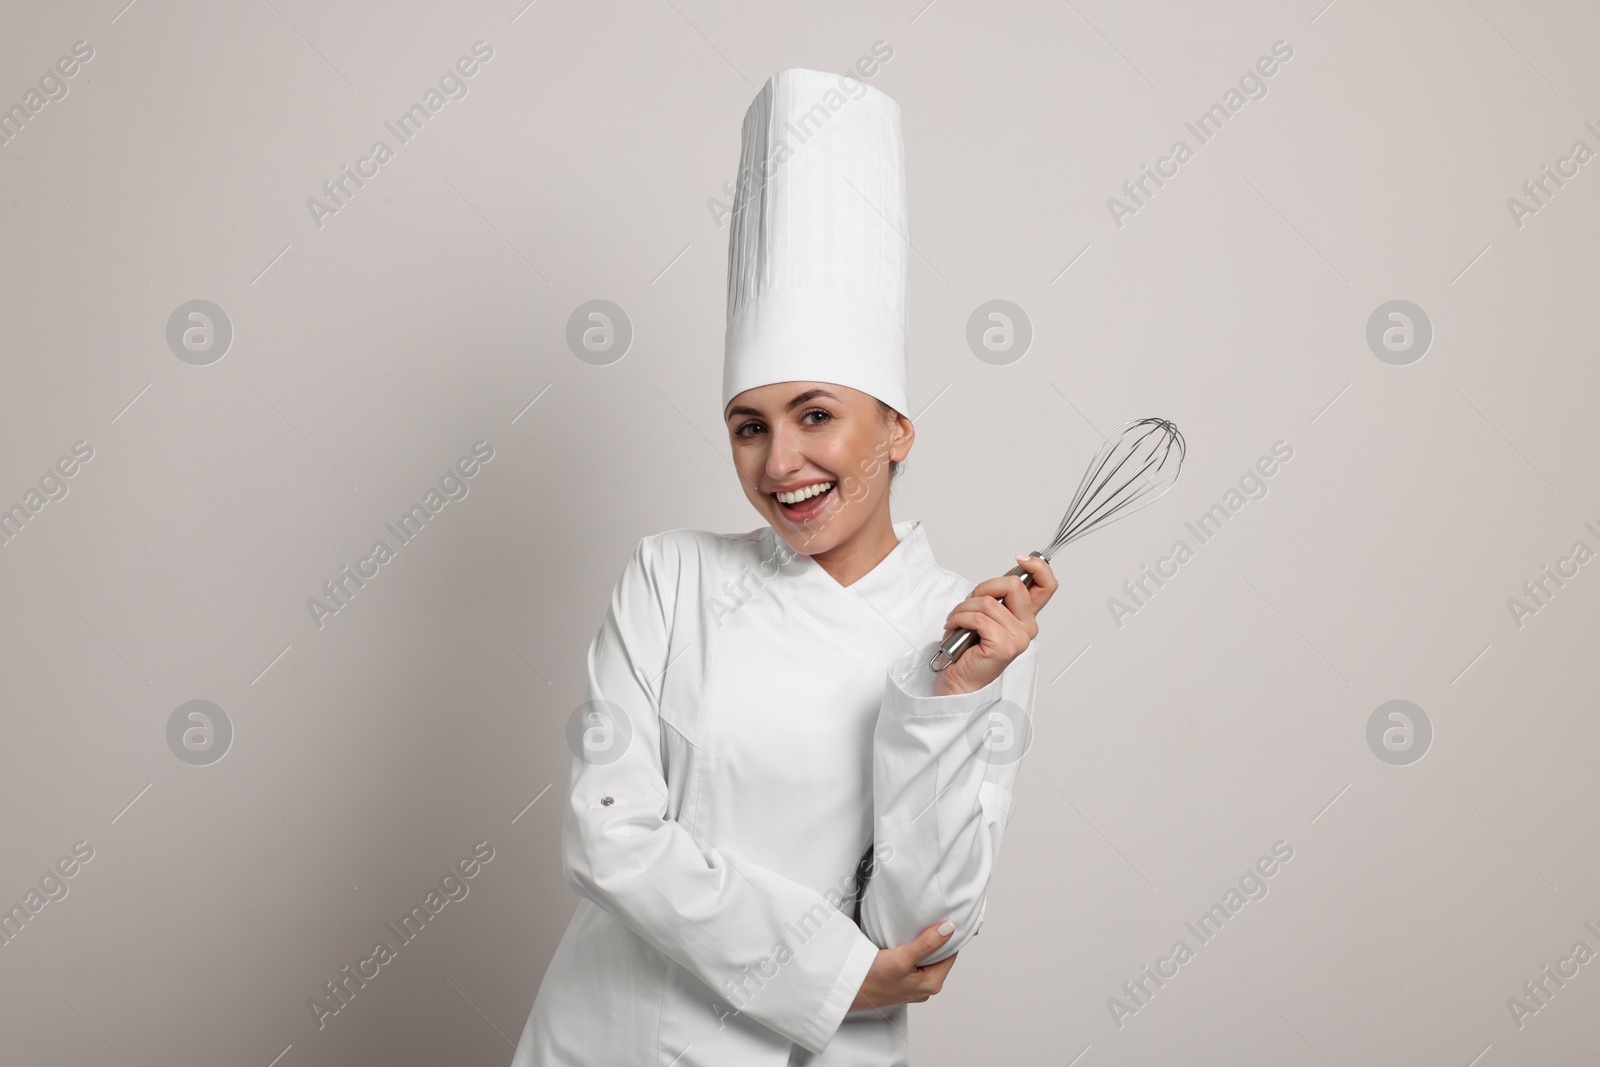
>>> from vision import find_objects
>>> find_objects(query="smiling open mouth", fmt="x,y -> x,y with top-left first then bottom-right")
772,480 -> 835,520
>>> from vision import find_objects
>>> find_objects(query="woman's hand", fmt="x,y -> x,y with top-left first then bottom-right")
849,920 -> 961,1014
933,554 -> 1058,697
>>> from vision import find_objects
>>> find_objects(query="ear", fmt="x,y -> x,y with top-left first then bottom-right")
890,411 -> 915,462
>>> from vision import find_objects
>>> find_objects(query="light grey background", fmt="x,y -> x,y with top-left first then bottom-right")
2,1 -> 1596,1064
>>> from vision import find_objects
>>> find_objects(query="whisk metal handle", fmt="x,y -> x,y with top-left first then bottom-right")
929,551 -> 1044,672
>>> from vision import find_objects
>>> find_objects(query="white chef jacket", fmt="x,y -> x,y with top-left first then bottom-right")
513,518 -> 1039,1066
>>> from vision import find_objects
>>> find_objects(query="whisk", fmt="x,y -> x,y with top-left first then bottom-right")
930,417 -> 1187,671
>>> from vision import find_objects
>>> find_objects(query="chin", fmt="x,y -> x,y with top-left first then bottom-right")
779,517 -> 855,558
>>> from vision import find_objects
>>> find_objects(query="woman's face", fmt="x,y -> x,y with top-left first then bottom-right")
724,381 -> 913,555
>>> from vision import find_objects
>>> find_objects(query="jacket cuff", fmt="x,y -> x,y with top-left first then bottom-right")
885,640 -> 1006,714
796,930 -> 879,1055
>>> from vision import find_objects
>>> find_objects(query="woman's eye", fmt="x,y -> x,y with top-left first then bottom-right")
802,409 -> 832,426
735,421 -> 765,438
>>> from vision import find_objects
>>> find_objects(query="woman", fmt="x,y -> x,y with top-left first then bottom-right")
514,68 -> 1055,1065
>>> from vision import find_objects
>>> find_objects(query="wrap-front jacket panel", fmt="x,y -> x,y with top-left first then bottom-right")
514,519 -> 1039,1066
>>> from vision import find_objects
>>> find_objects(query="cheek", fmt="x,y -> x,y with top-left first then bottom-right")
729,441 -> 764,488
841,444 -> 891,502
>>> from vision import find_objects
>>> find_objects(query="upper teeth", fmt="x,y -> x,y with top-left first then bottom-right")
776,482 -> 832,504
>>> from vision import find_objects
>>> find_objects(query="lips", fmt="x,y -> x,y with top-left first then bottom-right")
771,480 -> 836,522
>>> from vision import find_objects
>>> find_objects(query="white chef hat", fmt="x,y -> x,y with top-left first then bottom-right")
723,68 -> 910,416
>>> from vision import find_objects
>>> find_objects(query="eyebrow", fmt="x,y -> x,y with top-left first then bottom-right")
725,388 -> 839,421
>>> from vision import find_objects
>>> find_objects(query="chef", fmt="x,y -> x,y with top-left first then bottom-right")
513,67 -> 1055,1066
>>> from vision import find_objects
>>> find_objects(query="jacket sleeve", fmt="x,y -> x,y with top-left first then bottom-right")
856,636 -> 1040,966
561,535 -> 880,1055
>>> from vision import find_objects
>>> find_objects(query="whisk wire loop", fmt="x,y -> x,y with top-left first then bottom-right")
931,417 -> 1185,671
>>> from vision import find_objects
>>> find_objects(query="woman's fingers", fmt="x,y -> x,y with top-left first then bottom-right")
946,612 -> 1028,665
946,599 -> 1030,652
945,589 -> 1023,632
899,920 -> 957,996
917,950 -> 959,986
941,606 -> 992,649
979,574 -> 1037,634
1002,575 -> 1038,634
911,950 -> 958,999
934,559 -> 1056,700
853,921 -> 962,1012
901,919 -> 955,963
961,560 -> 1056,637
917,955 -> 957,999
935,561 -> 1057,694
1014,554 -> 1059,613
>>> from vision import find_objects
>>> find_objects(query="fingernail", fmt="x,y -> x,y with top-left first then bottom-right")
937,920 -> 955,936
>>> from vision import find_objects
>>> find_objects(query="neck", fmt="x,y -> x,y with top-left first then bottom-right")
809,505 -> 900,587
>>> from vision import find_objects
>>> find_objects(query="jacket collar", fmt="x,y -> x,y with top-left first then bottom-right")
759,519 -> 937,653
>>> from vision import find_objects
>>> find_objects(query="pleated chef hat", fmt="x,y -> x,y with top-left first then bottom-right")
723,68 -> 910,416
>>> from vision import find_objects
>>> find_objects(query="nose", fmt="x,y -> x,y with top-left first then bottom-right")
763,421 -> 804,484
